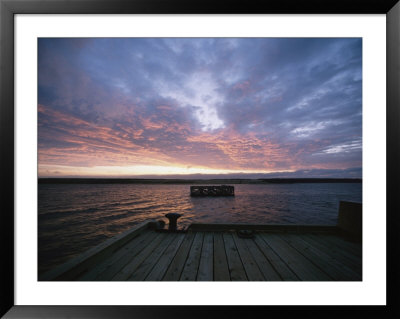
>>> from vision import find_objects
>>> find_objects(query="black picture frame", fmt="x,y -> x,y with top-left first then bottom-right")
1,0 -> 399,318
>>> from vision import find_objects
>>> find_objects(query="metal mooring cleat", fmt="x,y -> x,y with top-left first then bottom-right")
165,213 -> 182,231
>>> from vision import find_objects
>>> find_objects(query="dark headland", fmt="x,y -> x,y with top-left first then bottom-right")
38,178 -> 362,184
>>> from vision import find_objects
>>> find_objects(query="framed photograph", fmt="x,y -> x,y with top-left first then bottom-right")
1,0 -> 399,318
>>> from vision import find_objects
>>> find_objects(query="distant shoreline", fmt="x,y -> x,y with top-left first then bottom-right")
38,178 -> 362,184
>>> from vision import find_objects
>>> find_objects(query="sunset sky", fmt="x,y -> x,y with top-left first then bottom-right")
38,38 -> 362,178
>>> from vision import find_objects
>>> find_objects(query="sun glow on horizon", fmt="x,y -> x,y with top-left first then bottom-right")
38,164 -> 289,178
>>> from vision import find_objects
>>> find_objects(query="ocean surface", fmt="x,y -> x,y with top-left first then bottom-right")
38,183 -> 362,275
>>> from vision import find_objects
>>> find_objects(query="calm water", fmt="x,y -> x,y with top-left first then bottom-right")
38,183 -> 361,274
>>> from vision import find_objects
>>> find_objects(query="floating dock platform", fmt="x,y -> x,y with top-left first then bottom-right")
40,202 -> 362,281
190,185 -> 234,196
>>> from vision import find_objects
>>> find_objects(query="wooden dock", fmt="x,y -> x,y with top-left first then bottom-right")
40,220 -> 362,281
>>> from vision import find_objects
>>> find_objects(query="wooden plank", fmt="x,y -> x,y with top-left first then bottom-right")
78,231 -> 154,281
145,233 -> 186,281
232,233 -> 264,281
253,234 -> 298,281
41,220 -> 154,280
322,234 -> 362,257
279,233 -> 361,281
180,232 -> 204,281
93,230 -> 159,280
127,233 -> 177,281
303,234 -> 362,275
241,235 -> 281,281
305,234 -> 362,268
302,234 -> 362,274
197,232 -> 214,281
213,233 -> 230,281
222,232 -> 248,281
162,232 -> 195,281
261,233 -> 333,281
112,232 -> 166,280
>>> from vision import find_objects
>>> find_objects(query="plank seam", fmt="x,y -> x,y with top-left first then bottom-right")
129,233 -> 176,281
232,233 -> 262,281
258,233 -> 300,281
242,236 -> 280,281
223,232 -> 248,281
221,232 -> 231,281
144,233 -> 186,281
252,235 -> 284,280
194,232 -> 206,281
276,233 -> 336,280
161,232 -> 195,281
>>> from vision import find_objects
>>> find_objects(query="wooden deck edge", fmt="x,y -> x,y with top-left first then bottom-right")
40,220 -> 155,281
335,228 -> 363,243
187,223 -> 339,232
337,201 -> 362,243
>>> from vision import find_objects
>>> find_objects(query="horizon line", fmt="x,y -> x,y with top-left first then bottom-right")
38,177 -> 362,179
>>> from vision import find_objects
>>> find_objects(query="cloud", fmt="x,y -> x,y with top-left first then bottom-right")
38,38 -> 362,177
